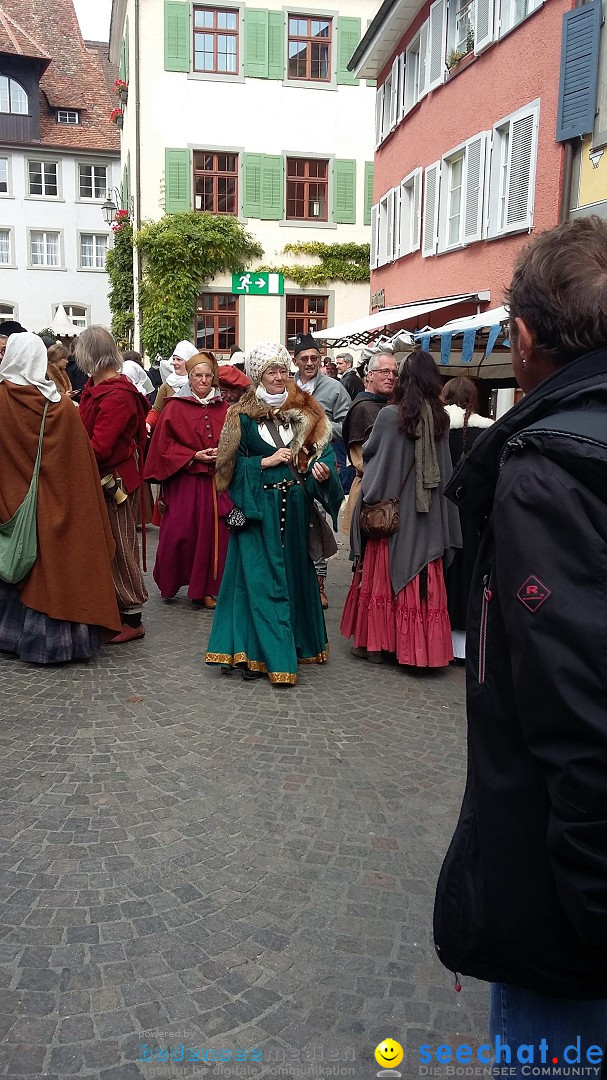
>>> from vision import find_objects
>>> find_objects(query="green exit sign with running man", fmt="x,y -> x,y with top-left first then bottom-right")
231,272 -> 284,296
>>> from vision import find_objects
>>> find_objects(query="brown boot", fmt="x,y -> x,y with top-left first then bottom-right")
317,576 -> 328,609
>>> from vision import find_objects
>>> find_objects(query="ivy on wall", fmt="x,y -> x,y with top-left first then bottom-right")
106,214 -> 135,348
259,241 -> 370,288
135,212 -> 263,359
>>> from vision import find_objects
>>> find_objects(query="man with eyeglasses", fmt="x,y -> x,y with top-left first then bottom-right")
340,351 -> 398,540
293,332 -> 350,608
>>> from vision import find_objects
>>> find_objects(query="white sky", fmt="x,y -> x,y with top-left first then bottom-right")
73,0 -> 112,41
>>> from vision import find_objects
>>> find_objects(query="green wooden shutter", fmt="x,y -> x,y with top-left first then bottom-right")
165,148 -> 191,213
268,11 -> 284,80
260,155 -> 284,219
119,38 -> 126,82
337,17 -> 361,85
244,9 -> 269,77
333,159 -> 356,223
164,1 -> 190,72
364,162 -> 374,226
243,154 -> 262,217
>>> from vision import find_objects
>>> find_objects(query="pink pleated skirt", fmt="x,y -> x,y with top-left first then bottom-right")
340,538 -> 453,668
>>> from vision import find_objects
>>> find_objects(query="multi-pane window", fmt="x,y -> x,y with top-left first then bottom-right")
286,295 -> 328,346
286,158 -> 328,221
78,164 -> 108,200
193,7 -> 238,74
57,110 -> 79,124
28,160 -> 58,197
0,230 -> 10,265
80,234 -> 108,269
288,16 -> 331,81
54,304 -> 88,329
196,293 -> 238,353
0,76 -> 28,114
30,231 -> 61,267
0,158 -> 8,194
453,0 -> 475,53
446,153 -> 465,247
193,152 -> 238,214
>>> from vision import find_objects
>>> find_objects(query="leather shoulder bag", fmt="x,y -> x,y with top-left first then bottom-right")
359,455 -> 414,540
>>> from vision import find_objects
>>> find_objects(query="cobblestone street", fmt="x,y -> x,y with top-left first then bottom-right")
0,536 -> 488,1080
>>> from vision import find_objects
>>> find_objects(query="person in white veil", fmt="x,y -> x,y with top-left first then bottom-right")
0,333 -> 121,662
121,356 -> 154,399
147,341 -> 198,431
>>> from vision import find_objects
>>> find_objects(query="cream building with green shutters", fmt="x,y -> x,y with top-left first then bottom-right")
109,0 -> 376,354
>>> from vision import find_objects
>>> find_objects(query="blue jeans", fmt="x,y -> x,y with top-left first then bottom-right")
333,437 -> 355,495
490,983 -> 607,1079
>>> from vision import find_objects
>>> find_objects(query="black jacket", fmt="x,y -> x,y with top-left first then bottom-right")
434,347 -> 607,999
341,369 -> 365,400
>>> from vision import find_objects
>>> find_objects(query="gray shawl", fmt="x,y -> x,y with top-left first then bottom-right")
350,405 -> 462,595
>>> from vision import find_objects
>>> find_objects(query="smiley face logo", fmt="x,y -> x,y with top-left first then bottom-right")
374,1039 -> 404,1070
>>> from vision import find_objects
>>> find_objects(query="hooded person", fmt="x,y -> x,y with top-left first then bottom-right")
144,351 -> 231,608
0,332 -> 121,662
122,358 -> 155,399
205,342 -> 343,686
146,340 -> 199,429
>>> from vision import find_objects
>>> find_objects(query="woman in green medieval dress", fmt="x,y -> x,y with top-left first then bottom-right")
205,342 -> 343,686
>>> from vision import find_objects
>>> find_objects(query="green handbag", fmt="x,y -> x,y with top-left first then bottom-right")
0,401 -> 49,585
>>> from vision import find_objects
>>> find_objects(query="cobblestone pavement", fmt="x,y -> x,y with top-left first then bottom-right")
0,533 -> 488,1080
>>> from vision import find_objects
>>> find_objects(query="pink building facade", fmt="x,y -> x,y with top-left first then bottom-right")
352,0 -> 570,321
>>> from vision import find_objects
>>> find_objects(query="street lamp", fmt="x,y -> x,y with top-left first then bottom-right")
101,187 -> 133,225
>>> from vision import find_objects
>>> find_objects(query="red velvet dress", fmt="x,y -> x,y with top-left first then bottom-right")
144,392 -> 231,601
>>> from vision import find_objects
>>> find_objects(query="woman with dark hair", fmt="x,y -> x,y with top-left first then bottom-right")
441,377 -> 493,662
341,350 -> 461,667
77,326 -> 149,644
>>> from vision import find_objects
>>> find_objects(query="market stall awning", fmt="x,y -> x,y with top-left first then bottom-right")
411,305 -> 512,380
315,292 -> 490,347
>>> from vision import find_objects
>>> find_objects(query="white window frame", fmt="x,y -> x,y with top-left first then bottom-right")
0,302 -> 17,320
438,132 -> 488,251
0,227 -> 15,268
377,188 -> 398,266
403,20 -> 430,117
77,162 -> 110,202
447,0 -> 475,59
398,167 -> 422,257
0,155 -> 11,197
28,229 -> 64,270
0,76 -> 28,115
57,109 -> 80,124
26,158 -> 62,200
78,232 -> 110,271
374,84 -> 385,148
52,303 -> 89,329
485,100 -> 539,239
499,0 -> 541,38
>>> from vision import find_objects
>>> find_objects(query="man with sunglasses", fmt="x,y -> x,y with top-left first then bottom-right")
293,333 -> 350,609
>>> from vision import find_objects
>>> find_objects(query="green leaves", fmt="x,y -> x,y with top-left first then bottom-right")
106,220 -> 135,348
261,241 -> 370,287
135,212 -> 263,359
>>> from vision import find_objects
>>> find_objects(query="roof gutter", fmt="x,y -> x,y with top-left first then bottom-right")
347,0 -> 399,71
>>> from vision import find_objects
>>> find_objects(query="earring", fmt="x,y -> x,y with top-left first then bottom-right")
520,352 -> 528,369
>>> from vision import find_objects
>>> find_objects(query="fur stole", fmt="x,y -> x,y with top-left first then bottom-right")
445,403 -> 494,430
215,379 -> 332,492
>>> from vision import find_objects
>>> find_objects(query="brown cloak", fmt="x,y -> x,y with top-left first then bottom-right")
0,383 -> 121,632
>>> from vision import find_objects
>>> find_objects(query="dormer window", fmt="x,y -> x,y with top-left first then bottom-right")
0,76 -> 28,115
57,109 -> 79,124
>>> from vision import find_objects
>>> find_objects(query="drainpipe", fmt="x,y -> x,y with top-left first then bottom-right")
133,0 -> 143,352
559,140 -> 574,224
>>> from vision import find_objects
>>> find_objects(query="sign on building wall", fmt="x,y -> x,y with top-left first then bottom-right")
231,272 -> 284,296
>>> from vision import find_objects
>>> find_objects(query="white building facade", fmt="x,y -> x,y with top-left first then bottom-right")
110,0 -> 377,354
0,147 -> 121,331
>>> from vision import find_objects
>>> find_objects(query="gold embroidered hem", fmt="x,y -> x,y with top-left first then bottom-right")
205,650 -> 295,682
298,646 -> 329,665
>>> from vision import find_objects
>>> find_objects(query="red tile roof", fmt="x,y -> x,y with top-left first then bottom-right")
0,0 -> 119,152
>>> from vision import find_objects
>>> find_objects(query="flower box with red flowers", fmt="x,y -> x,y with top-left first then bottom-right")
109,107 -> 124,128
114,79 -> 128,103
